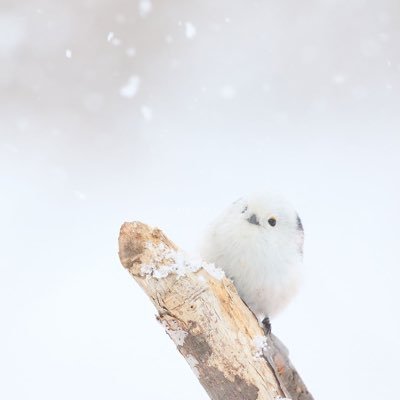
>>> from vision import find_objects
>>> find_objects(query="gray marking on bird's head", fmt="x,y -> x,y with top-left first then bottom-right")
296,215 -> 303,232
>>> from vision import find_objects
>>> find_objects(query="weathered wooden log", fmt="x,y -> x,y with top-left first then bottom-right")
118,221 -> 313,400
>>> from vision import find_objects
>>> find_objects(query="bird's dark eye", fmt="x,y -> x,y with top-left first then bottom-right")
268,217 -> 277,227
241,206 -> 248,214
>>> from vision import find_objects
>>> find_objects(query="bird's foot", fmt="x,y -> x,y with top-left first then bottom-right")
262,316 -> 271,335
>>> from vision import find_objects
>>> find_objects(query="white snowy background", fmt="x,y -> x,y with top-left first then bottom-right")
1,0 -> 399,399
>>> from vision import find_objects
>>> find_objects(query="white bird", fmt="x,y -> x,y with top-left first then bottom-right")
200,193 -> 304,333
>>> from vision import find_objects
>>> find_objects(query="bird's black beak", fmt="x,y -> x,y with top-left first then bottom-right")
247,214 -> 260,226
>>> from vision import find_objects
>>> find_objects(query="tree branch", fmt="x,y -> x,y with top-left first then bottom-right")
118,221 -> 313,400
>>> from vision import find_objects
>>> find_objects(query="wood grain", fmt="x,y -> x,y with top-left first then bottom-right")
118,221 -> 314,400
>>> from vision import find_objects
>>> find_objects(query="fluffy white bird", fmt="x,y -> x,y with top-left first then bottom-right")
200,193 -> 304,333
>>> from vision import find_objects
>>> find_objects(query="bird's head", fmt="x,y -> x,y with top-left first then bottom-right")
230,193 -> 304,256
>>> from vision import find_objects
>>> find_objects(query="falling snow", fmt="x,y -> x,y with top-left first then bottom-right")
106,32 -> 122,46
119,75 -> 140,98
107,32 -> 114,42
3,3 -> 400,400
140,105 -> 153,121
185,22 -> 197,39
126,47 -> 136,57
111,37 -> 121,46
139,0 -> 152,18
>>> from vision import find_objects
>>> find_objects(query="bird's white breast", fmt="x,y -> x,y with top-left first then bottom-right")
201,217 -> 302,319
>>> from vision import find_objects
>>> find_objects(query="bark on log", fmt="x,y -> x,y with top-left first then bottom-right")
118,221 -> 313,400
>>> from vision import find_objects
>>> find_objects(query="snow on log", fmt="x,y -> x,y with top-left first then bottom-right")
118,221 -> 313,400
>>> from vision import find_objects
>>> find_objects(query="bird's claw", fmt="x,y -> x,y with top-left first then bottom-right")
262,316 -> 271,335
